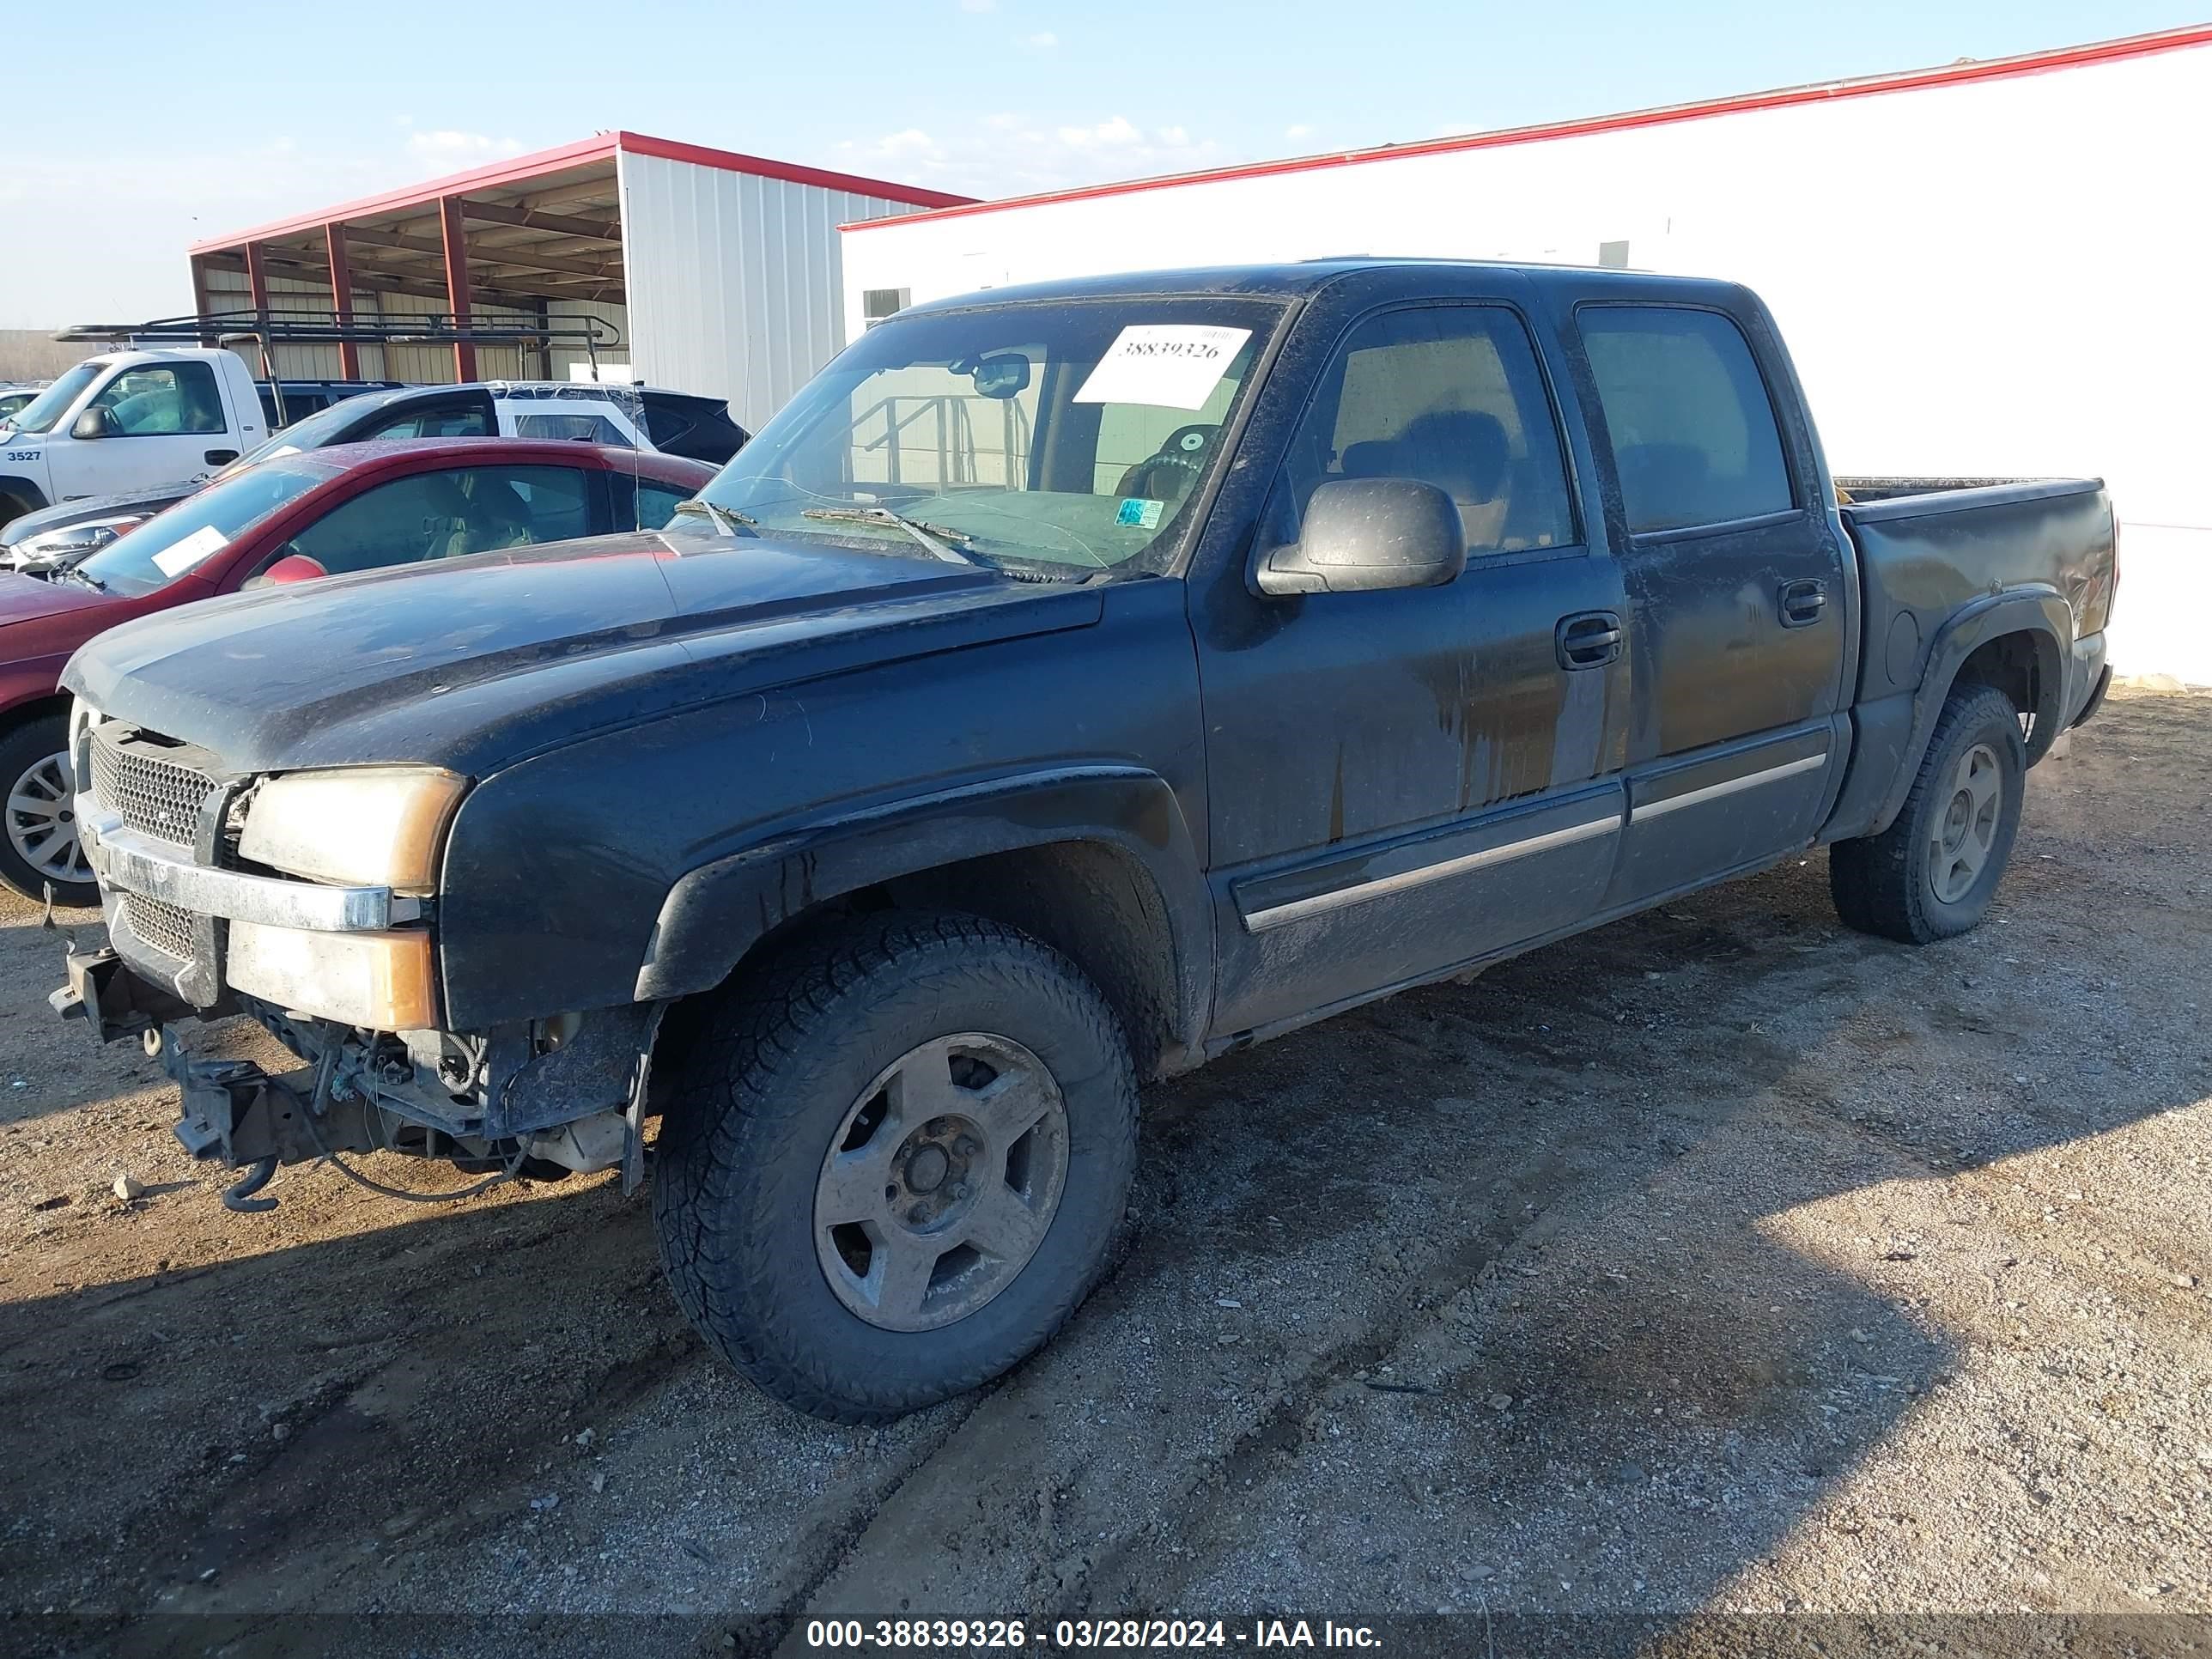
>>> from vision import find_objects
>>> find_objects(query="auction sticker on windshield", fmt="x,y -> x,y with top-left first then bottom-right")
152,524 -> 229,578
1074,325 -> 1251,410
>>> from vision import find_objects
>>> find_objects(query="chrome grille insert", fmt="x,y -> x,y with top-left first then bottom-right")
121,893 -> 198,963
88,724 -> 216,848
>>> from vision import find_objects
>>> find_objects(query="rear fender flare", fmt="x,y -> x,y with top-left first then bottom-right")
635,764 -> 1211,1054
1863,588 -> 2067,837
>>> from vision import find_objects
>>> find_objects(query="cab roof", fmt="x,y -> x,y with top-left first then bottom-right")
902,258 -> 1740,313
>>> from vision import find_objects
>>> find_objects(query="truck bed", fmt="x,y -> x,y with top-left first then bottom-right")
1838,475 -> 2115,696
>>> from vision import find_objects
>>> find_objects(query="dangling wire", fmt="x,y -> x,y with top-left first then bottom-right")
301,1043 -> 524,1205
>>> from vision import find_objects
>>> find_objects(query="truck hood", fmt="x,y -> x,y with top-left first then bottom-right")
64,525 -> 1104,775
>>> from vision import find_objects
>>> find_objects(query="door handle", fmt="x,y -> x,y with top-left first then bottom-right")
1778,578 -> 1827,628
1555,611 -> 1624,670
204,448 -> 240,466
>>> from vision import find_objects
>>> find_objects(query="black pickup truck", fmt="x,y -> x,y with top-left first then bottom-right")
52,260 -> 2117,1422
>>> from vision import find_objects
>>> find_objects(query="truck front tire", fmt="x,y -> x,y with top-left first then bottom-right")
1829,684 -> 2027,944
653,911 -> 1139,1423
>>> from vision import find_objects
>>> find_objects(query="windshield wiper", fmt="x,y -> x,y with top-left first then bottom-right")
671,499 -> 757,538
62,565 -> 107,592
801,506 -> 984,567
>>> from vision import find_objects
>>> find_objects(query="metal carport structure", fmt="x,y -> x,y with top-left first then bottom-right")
189,131 -> 970,428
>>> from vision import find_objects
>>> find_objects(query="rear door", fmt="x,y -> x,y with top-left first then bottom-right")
1565,291 -> 1850,905
1192,270 -> 1632,1036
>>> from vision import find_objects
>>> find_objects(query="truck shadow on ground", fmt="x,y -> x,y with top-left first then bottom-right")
2,699 -> 2206,1653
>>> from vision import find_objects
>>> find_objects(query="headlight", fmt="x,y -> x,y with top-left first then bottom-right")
239,767 -> 468,894
13,514 -> 149,562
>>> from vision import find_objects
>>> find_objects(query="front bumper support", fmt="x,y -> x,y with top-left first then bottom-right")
164,1036 -> 380,1172
49,947 -> 198,1045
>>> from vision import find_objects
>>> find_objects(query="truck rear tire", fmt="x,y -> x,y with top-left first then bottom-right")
0,714 -> 97,908
1829,684 -> 2026,944
653,911 -> 1139,1423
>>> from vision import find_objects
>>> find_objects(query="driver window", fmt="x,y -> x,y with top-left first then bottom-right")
93,362 -> 227,437
289,465 -> 593,575
1279,306 -> 1576,556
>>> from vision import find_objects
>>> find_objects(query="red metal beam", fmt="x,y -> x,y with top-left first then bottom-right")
438,196 -> 476,382
187,254 -> 217,346
324,224 -> 361,379
243,241 -> 271,323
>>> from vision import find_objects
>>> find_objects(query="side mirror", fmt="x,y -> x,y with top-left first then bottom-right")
71,407 -> 120,441
262,552 -> 328,585
1255,477 -> 1467,597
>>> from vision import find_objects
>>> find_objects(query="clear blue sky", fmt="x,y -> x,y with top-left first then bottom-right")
1,0 -> 2199,327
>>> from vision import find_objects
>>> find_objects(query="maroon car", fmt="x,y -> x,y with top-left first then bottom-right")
0,439 -> 715,903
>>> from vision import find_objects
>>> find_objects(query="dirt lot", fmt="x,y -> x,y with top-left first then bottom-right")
3,687 -> 2209,1655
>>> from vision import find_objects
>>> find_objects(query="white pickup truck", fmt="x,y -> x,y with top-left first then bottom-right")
0,349 -> 270,523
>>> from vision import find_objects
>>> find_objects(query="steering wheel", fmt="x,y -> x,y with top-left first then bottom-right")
1116,424 -> 1218,504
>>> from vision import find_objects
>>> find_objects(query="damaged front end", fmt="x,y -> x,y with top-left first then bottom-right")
50,707 -> 659,1212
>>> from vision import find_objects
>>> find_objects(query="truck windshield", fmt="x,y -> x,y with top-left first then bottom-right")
74,459 -> 337,598
699,296 -> 1285,577
5,361 -> 106,434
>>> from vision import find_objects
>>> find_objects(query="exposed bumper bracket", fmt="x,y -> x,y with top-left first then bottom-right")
49,947 -> 199,1046
163,1030 -> 380,1176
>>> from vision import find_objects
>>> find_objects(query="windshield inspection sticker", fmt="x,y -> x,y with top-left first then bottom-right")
151,523 -> 230,578
1074,325 -> 1252,410
1116,497 -> 1164,530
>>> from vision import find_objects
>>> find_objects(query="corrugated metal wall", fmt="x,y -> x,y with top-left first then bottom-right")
617,152 -> 927,429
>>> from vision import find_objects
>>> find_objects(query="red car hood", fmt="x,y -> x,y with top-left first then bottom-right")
0,571 -> 112,627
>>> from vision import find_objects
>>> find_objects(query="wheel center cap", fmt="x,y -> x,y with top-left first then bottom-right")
907,1144 -> 951,1194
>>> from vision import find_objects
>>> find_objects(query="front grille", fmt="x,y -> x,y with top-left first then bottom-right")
121,893 -> 198,963
89,724 -> 217,848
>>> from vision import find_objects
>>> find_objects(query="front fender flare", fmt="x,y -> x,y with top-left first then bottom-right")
635,764 -> 1211,1053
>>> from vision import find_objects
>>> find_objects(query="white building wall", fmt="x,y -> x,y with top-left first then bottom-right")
842,41 -> 2212,682
617,151 -> 933,430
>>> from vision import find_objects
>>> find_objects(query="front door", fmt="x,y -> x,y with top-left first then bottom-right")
1565,299 -> 1851,906
1194,287 -> 1631,1037
47,360 -> 239,501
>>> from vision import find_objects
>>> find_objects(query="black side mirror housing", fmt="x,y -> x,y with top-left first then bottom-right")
71,407 -> 120,441
1255,476 -> 1467,596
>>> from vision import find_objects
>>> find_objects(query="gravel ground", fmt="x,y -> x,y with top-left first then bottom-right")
2,685 -> 2208,1656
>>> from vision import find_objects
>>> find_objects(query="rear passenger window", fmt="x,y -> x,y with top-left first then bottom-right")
1578,307 -> 1792,533
515,412 -> 631,447
1279,306 -> 1576,556
367,406 -> 493,441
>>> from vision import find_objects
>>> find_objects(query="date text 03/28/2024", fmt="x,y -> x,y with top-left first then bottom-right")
805,1619 -> 1382,1649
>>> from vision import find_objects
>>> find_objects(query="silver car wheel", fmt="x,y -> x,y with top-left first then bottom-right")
5,750 -> 88,886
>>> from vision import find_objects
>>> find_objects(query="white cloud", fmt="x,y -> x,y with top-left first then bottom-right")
404,130 -> 526,167
833,113 -> 1229,202
1025,30 -> 1058,48
1054,114 -> 1142,150
1285,124 -> 1316,142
